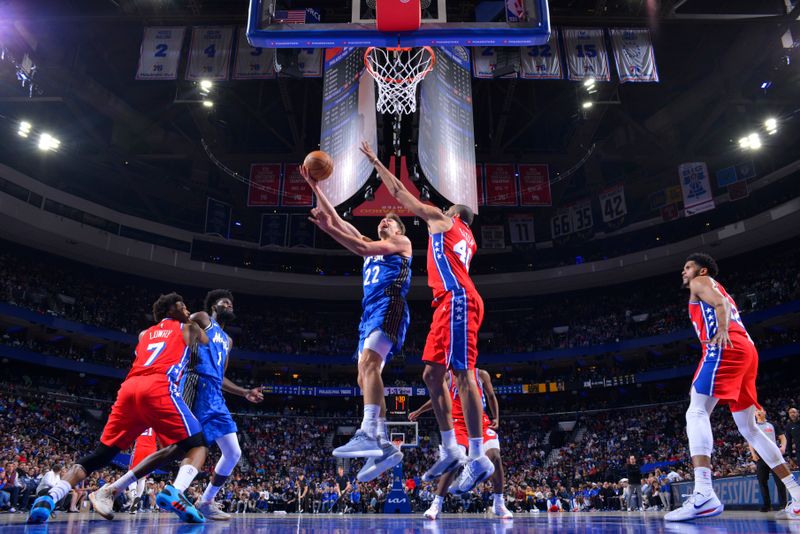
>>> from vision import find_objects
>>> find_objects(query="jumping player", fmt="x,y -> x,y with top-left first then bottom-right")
665,254 -> 800,521
184,289 -> 264,520
304,166 -> 412,481
409,368 -> 513,519
28,293 -> 209,524
360,141 -> 494,494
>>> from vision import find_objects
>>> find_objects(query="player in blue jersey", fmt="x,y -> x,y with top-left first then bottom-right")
303,166 -> 413,482
185,290 -> 264,520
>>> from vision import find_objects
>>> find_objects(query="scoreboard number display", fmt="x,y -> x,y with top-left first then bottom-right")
388,394 -> 409,418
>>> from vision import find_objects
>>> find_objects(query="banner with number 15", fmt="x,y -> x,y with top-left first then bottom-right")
186,26 -> 234,81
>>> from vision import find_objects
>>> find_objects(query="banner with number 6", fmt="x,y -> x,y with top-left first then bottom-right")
550,209 -> 572,240
563,28 -> 610,81
186,26 -> 234,81
136,27 -> 186,80
598,184 -> 627,222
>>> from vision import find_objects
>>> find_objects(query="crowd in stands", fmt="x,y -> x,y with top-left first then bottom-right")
2,240 -> 799,363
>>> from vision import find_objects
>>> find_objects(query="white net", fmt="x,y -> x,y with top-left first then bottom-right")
364,46 -> 435,115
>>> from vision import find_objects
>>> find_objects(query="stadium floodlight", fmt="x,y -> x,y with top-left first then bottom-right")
583,77 -> 596,88
747,132 -> 761,150
738,136 -> 750,149
202,100 -> 214,108
37,132 -> 60,151
18,121 -> 32,137
582,101 -> 593,109
199,79 -> 213,91
765,117 -> 777,134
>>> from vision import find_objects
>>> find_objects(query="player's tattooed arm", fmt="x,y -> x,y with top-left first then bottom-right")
690,277 -> 733,349
300,165 -> 364,240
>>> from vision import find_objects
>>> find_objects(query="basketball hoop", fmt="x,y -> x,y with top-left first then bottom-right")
364,46 -> 435,115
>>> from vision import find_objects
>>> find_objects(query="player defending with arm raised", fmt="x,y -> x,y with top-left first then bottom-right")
360,141 -> 494,494
410,369 -> 512,519
665,253 -> 800,522
305,165 -> 411,482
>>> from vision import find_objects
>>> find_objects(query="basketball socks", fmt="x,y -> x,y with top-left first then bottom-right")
109,470 -> 138,494
173,465 -> 199,492
492,493 -> 505,507
377,416 -> 388,442
202,483 -> 224,503
49,480 -> 72,503
693,467 -> 713,495
782,474 -> 800,502
433,495 -> 444,507
136,478 -> 146,498
468,437 -> 484,460
361,404 -> 380,438
440,429 -> 457,449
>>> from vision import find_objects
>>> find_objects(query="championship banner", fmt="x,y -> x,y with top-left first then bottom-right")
518,164 -> 551,206
485,164 -> 518,206
472,47 -> 517,79
678,162 -> 715,217
481,225 -> 506,249
247,164 -> 281,206
186,26 -> 234,81
136,27 -> 186,80
233,27 -> 276,79
289,213 -> 315,247
259,213 -> 288,247
204,197 -> 231,238
598,183 -> 627,222
281,164 -> 314,207
609,28 -> 659,83
570,198 -> 594,233
563,28 -> 610,81
520,29 -> 563,80
476,164 -> 485,206
508,214 -> 535,243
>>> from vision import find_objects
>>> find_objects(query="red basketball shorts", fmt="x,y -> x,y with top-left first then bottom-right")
422,290 -> 484,371
129,429 -> 164,469
692,339 -> 760,413
453,413 -> 500,452
100,375 -> 202,450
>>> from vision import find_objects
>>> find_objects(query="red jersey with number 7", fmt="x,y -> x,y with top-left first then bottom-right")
127,319 -> 191,385
427,217 -> 478,301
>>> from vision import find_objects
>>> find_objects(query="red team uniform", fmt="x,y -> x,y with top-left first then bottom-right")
129,428 -> 163,469
423,217 -> 484,370
689,278 -> 759,412
449,369 -> 499,451
100,319 -> 202,450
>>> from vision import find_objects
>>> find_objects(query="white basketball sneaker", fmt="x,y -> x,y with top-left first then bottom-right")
422,445 -> 468,482
493,502 -> 514,519
664,491 -> 723,522
424,502 -> 441,520
197,500 -> 232,521
448,455 -> 495,496
357,440 -> 403,482
778,500 -> 800,520
332,430 -> 383,458
89,485 -> 116,520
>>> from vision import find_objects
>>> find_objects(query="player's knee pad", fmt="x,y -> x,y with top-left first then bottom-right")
77,444 -> 119,474
732,407 -> 784,468
174,431 -> 206,453
215,433 -> 242,477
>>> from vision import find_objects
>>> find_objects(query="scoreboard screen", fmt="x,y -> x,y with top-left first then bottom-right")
388,394 -> 409,418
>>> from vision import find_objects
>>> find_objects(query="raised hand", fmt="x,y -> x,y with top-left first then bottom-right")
359,141 -> 378,164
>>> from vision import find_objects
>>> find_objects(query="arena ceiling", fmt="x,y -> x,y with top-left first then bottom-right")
0,0 -> 798,241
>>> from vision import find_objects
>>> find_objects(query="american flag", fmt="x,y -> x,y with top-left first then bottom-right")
273,10 -> 307,24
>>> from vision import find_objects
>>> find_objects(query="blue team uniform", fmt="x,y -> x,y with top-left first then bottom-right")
184,318 -> 237,444
357,253 -> 412,360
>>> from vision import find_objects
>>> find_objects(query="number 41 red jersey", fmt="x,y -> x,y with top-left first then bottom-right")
427,217 -> 478,301
127,318 -> 191,385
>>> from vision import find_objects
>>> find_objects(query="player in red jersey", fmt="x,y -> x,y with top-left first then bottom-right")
409,368 -> 512,519
28,293 -> 210,524
665,254 -> 800,522
361,141 -> 494,495
125,428 -> 162,514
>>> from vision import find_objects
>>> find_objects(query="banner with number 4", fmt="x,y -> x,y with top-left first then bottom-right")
186,26 -> 234,81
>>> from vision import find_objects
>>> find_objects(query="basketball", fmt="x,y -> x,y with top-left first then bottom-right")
303,150 -> 334,181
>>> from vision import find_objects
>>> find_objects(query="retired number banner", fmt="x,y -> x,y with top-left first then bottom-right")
186,26 -> 234,81
678,162 -> 715,217
520,29 -> 563,80
472,47 -> 517,79
563,28 -> 610,81
518,164 -> 552,206
233,27 -> 276,79
609,28 -> 659,83
281,164 -> 314,207
136,27 -> 186,80
247,164 -> 281,206
508,214 -> 535,243
570,199 -> 594,233
485,164 -> 518,206
598,184 -> 627,222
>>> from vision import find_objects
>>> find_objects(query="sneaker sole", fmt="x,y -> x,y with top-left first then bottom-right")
664,503 -> 724,522
88,492 -> 115,520
449,464 -> 495,496
422,458 -> 466,482
357,452 -> 404,482
332,446 -> 384,458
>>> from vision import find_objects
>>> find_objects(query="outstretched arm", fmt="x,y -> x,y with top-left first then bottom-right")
184,320 -> 209,346
301,165 -> 365,240
359,142 -> 450,231
309,208 -> 412,258
408,399 -> 433,420
479,369 -> 500,430
222,338 -> 264,402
